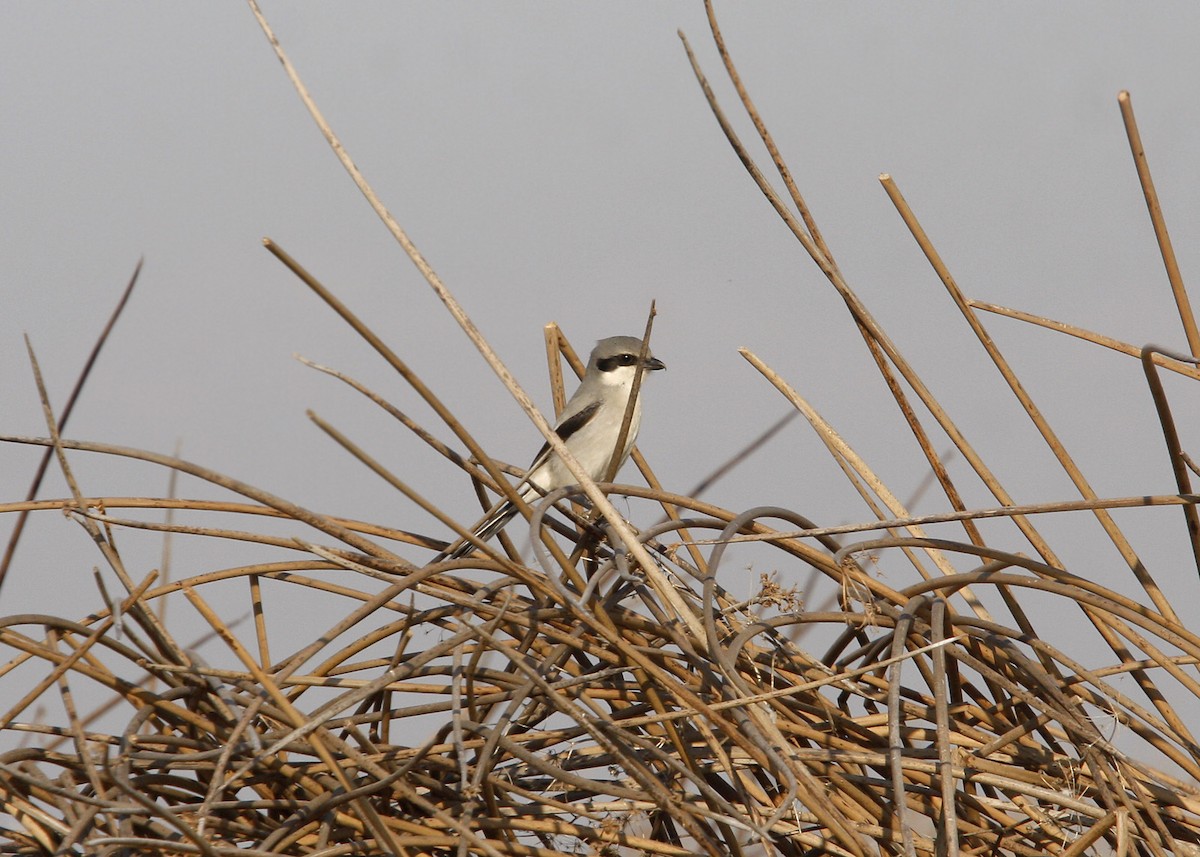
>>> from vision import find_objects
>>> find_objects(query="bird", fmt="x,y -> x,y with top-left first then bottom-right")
439,335 -> 665,561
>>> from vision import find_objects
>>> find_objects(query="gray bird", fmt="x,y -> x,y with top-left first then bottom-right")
440,335 -> 665,560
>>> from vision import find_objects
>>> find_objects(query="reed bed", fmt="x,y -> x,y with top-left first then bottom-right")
3,3 -> 1200,855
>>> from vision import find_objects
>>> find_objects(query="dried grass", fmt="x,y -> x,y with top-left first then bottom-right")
3,3 -> 1200,855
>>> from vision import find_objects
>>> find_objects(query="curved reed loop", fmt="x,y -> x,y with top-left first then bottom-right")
3,3 -> 1200,856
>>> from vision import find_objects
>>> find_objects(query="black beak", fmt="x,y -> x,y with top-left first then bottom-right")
644,356 -> 666,371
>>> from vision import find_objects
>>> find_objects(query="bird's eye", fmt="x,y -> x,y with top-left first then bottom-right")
619,354 -> 637,365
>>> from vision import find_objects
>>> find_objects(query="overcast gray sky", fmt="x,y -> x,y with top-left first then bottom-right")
4,5 -> 1200,725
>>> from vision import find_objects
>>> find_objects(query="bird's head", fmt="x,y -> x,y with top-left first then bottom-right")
589,336 -> 666,387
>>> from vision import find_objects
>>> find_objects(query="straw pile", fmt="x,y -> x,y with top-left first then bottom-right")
4,3 -> 1200,855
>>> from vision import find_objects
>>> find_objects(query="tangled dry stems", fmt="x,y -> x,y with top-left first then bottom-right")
3,478 -> 1200,856
5,3 -> 1200,856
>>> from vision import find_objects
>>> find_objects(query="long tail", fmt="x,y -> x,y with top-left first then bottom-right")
433,500 -> 522,562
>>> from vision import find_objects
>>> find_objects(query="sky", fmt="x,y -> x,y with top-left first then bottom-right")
4,3 -> 1200,763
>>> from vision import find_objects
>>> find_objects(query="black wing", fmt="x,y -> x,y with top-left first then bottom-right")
525,400 -> 602,470
436,401 -> 603,562
554,400 -> 602,444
